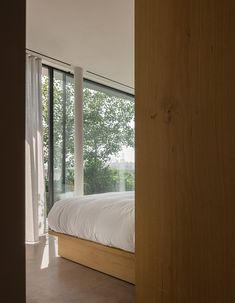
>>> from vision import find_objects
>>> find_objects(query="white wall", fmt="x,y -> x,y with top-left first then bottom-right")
26,0 -> 134,88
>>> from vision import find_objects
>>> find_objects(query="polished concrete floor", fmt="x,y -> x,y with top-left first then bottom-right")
26,235 -> 135,303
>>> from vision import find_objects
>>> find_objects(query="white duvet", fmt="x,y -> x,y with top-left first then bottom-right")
48,191 -> 135,253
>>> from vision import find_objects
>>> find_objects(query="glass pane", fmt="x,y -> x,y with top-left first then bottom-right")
65,75 -> 75,193
53,71 -> 64,201
42,67 -> 133,207
83,83 -> 135,195
42,67 -> 49,212
53,71 -> 75,202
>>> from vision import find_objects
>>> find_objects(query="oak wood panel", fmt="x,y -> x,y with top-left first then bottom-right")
135,0 -> 235,302
49,230 -> 135,284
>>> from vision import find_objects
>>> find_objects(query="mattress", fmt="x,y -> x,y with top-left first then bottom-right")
48,191 -> 135,252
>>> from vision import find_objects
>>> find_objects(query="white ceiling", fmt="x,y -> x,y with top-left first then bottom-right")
26,0 -> 134,88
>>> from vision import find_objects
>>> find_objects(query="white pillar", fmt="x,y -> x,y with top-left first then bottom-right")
74,66 -> 84,196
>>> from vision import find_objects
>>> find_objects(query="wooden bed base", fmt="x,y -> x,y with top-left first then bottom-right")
48,230 -> 135,284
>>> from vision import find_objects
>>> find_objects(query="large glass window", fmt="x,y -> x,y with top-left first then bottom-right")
53,70 -> 75,201
42,66 -> 134,212
83,81 -> 135,195
42,66 -> 75,212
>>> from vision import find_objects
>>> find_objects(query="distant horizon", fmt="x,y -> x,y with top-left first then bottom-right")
110,146 -> 135,163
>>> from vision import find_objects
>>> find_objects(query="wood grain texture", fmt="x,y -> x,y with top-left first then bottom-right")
135,0 -> 235,302
49,230 -> 135,284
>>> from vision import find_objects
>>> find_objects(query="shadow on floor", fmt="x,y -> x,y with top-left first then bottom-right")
26,235 -> 135,303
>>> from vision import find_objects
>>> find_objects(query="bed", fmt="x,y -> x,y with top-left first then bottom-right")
48,191 -> 135,284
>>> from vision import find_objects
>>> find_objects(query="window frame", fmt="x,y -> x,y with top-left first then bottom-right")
42,64 -> 135,211
43,64 -> 74,210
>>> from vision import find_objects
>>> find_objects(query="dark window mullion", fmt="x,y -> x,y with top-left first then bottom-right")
48,67 -> 54,209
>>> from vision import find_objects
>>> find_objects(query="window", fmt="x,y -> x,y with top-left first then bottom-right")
42,66 -> 75,213
42,66 -> 135,212
83,81 -> 135,195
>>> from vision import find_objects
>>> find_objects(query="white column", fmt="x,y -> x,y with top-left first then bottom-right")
74,66 -> 84,196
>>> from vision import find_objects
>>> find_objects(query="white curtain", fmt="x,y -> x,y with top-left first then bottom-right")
25,55 -> 45,243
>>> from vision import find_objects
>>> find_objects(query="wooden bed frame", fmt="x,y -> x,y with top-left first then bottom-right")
48,229 -> 135,284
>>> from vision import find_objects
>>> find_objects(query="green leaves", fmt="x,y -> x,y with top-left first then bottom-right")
83,88 -> 135,194
83,88 -> 134,164
42,74 -> 135,197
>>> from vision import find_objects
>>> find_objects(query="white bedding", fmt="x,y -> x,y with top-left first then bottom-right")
48,191 -> 135,253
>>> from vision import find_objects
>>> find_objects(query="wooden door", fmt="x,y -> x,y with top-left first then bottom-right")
136,1 -> 235,302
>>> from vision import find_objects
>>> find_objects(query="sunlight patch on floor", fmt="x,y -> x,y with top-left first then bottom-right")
40,235 -> 59,269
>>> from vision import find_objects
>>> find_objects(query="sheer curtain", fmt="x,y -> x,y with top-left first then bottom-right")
25,55 -> 45,243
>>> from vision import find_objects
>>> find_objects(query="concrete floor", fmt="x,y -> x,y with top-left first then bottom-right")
26,235 -> 135,303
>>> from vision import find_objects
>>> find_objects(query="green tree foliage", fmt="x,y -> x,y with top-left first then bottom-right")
83,88 -> 134,194
42,76 -> 49,168
42,73 -> 135,198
